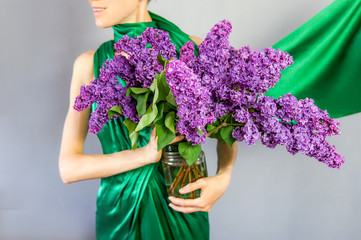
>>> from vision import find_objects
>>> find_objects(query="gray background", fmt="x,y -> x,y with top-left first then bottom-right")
1,0 -> 360,239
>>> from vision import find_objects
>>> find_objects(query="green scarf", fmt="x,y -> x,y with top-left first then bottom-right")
267,0 -> 361,118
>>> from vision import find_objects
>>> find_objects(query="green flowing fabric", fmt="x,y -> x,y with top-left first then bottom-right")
267,0 -> 361,118
91,12 -> 209,240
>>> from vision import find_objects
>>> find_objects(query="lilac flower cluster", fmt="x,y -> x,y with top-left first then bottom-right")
180,20 -> 233,118
179,20 -> 293,119
192,19 -> 232,93
74,27 -> 176,134
230,94 -> 344,168
73,69 -> 137,134
229,46 -> 294,94
176,19 -> 343,168
165,60 -> 216,145
219,45 -> 293,116
113,27 -> 176,88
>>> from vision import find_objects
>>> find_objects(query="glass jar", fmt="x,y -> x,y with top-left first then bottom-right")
161,145 -> 208,199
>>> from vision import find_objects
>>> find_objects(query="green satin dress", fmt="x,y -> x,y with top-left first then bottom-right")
91,12 -> 209,240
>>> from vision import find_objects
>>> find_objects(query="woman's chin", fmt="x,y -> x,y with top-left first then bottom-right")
95,23 -> 111,29
94,19 -> 113,29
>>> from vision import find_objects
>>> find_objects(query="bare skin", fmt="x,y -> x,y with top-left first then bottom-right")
59,0 -> 238,213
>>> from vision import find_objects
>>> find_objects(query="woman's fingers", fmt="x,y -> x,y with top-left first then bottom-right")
168,135 -> 185,145
150,125 -> 158,140
151,125 -> 155,136
168,203 -> 205,213
178,180 -> 203,194
168,196 -> 202,208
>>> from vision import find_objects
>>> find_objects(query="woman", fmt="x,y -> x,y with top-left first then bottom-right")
59,0 -> 238,239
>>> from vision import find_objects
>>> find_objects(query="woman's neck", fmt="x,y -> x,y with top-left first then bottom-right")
135,6 -> 152,22
122,5 -> 152,24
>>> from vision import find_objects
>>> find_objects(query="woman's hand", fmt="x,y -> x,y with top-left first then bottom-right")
168,173 -> 231,213
141,125 -> 184,165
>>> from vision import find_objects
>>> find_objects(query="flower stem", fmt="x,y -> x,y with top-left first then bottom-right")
168,165 -> 184,194
207,122 -> 227,137
206,122 -> 244,137
189,170 -> 196,199
227,123 -> 245,127
223,111 -> 235,122
195,164 -> 204,178
191,165 -> 199,181
178,167 -> 190,197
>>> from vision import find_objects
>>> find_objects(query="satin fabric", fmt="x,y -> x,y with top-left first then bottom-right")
91,12 -> 209,240
267,0 -> 361,118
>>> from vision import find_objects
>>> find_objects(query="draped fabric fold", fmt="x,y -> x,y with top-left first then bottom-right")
91,12 -> 209,240
267,0 -> 361,118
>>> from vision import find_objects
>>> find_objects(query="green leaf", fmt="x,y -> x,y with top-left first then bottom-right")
134,92 -> 150,116
163,102 -> 172,112
129,131 -> 140,150
164,111 -> 175,133
155,72 -> 170,103
134,103 -> 158,132
157,54 -> 166,66
206,124 -> 217,132
150,76 -> 158,97
150,72 -> 170,103
178,142 -> 202,166
124,118 -> 138,149
154,101 -> 165,123
165,90 -> 177,107
150,73 -> 168,105
220,126 -> 236,147
196,128 -> 204,136
129,87 -> 150,95
155,119 -> 175,152
126,88 -> 132,97
209,130 -> 221,139
124,118 -> 137,134
214,118 -> 221,125
108,106 -> 122,119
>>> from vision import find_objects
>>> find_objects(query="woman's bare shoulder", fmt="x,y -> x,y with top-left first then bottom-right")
189,35 -> 203,46
72,51 -> 95,85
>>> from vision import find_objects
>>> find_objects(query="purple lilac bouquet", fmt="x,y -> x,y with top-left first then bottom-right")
74,28 -> 177,133
74,20 -> 344,169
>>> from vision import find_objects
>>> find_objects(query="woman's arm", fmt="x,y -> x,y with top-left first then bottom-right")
58,51 -> 183,184
216,140 -> 238,181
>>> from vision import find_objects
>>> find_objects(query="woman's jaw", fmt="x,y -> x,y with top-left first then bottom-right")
89,0 -> 152,28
